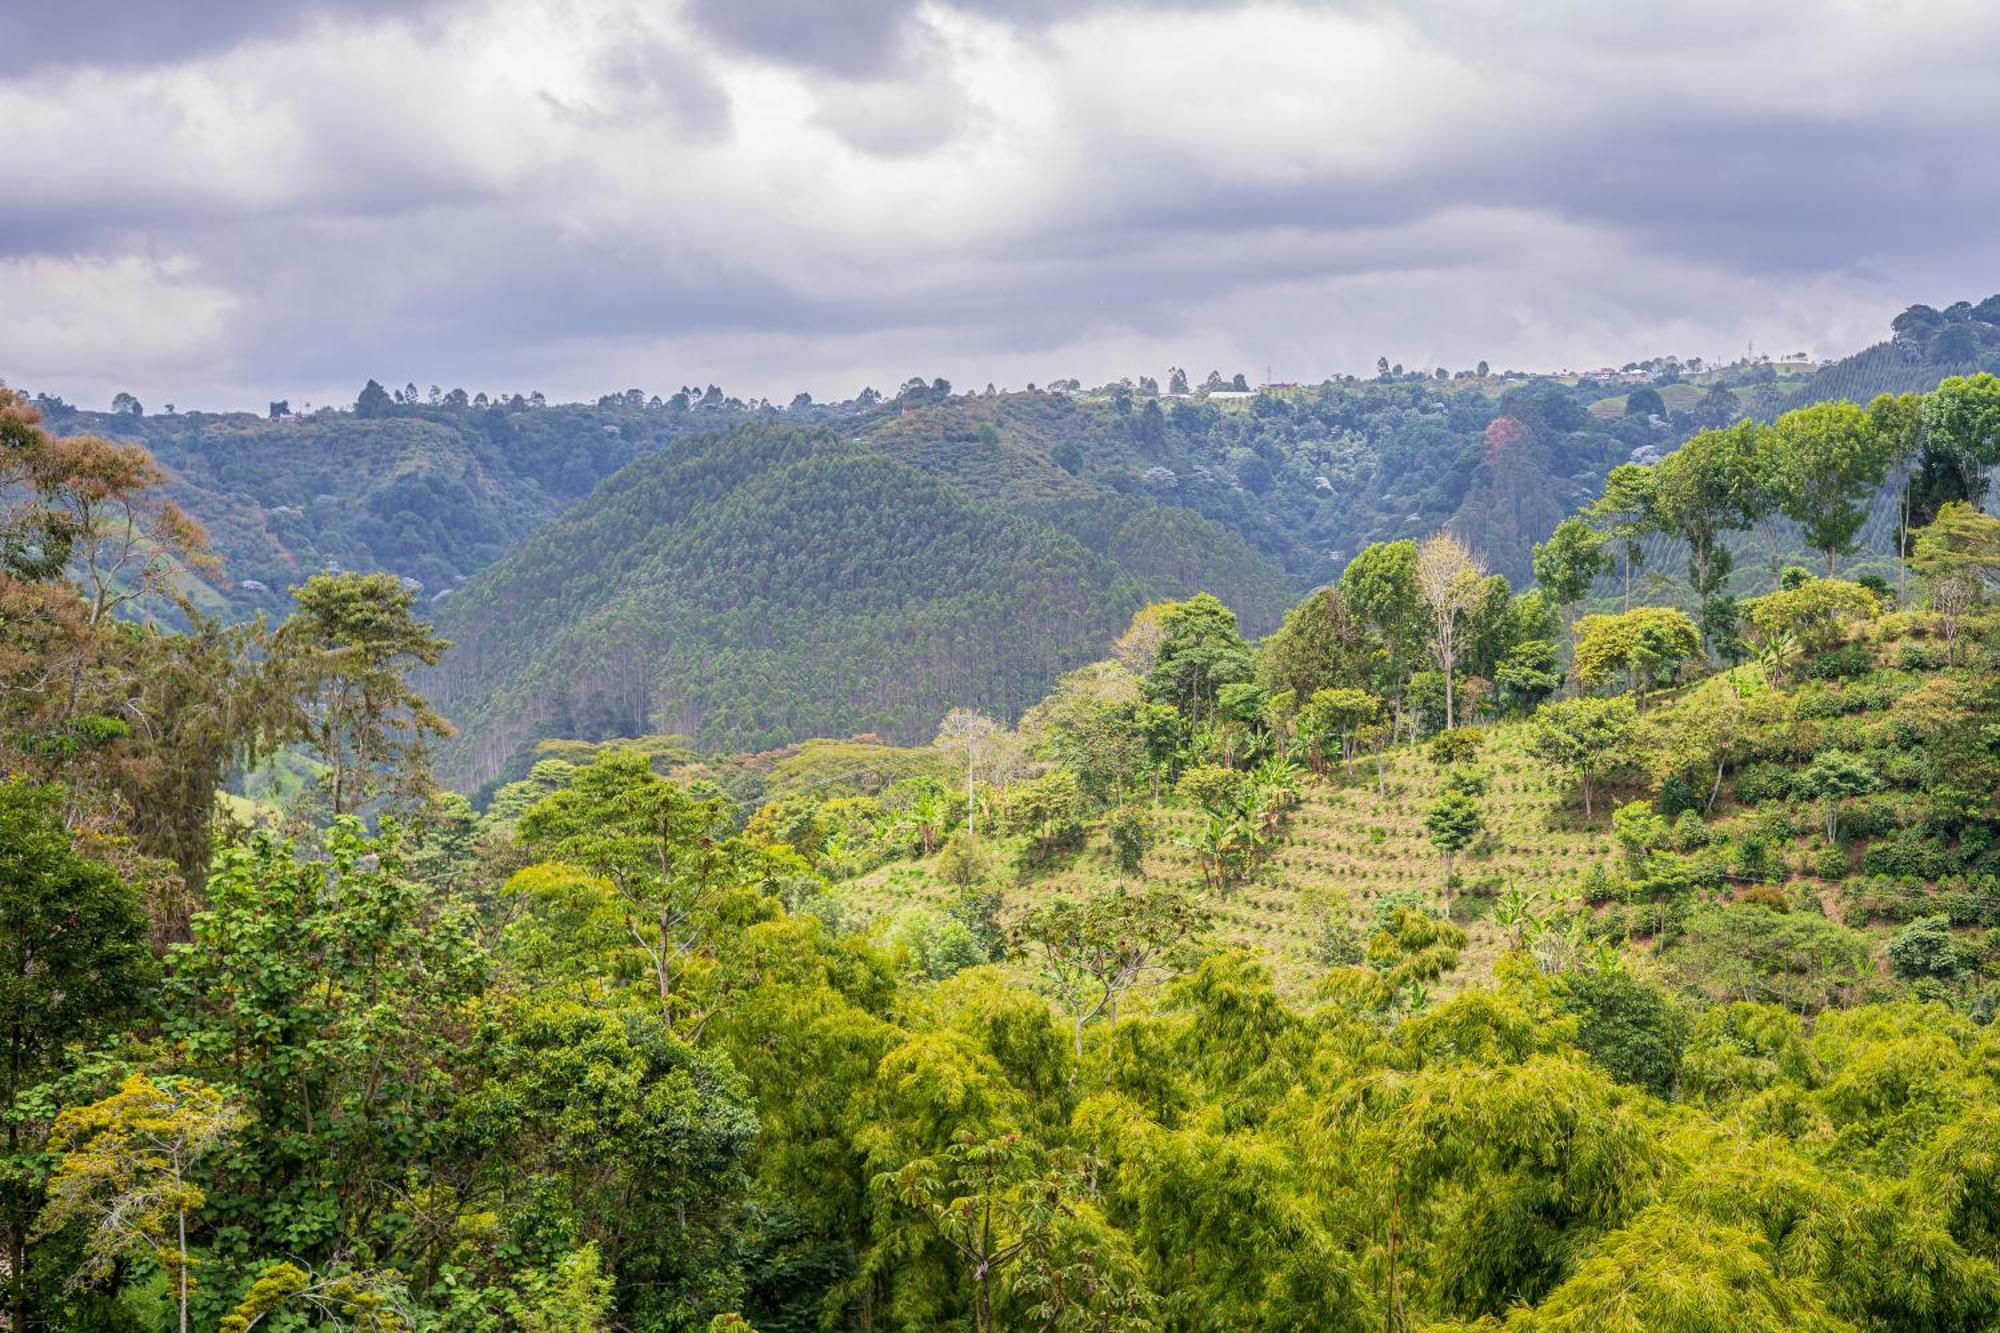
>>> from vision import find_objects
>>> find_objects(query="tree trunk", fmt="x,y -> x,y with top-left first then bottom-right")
178,1209 -> 190,1333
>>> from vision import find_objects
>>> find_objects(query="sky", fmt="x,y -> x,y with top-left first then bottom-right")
3,0 -> 1998,412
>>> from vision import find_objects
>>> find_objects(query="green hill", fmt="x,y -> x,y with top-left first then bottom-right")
428,424 -> 1294,788
32,396 -> 768,618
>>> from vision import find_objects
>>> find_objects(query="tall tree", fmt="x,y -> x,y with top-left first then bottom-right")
1922,372 -> 2000,501
1652,420 -> 1763,641
1868,390 -> 1927,598
0,782 -> 153,1329
1413,533 -> 1487,730
1531,516 -> 1607,625
1142,594 -> 1254,726
271,572 -> 451,820
1766,401 -> 1892,574
1585,464 -> 1657,611
35,1074 -> 246,1333
1341,540 -> 1425,728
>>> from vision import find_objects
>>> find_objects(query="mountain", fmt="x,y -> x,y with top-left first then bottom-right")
427,424 -> 1294,789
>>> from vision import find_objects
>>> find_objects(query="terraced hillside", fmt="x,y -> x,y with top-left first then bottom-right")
842,721 -> 1623,996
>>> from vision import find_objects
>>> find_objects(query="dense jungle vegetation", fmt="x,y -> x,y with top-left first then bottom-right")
10,332 -> 2000,1329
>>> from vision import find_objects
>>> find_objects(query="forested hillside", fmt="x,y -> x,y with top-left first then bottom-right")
26,392 -> 762,618
17,363 -> 2000,1330
29,298 -> 1999,784
427,424 -> 1291,787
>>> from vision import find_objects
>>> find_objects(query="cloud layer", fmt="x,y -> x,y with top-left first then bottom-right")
4,0 -> 1997,410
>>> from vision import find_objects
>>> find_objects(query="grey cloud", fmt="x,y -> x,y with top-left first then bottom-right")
5,0 -> 2000,412
0,0 -> 442,71
684,0 -> 916,77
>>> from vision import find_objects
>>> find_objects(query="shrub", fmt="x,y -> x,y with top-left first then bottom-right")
1311,911 -> 1364,968
1734,833 -> 1771,880
1811,843 -> 1851,880
1176,763 -> 1243,814
1734,763 -> 1794,805
1899,640 -> 1948,671
1860,828 -> 1952,880
1553,968 -> 1687,1099
1107,806 -> 1151,873
1799,642 -> 1875,680
1669,810 -> 1711,852
1888,914 -> 1966,979
1738,884 -> 1790,912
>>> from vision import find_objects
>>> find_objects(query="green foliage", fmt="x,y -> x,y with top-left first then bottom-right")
1572,605 -> 1704,695
1553,967 -> 1686,1099
1887,914 -> 1966,980
1665,905 -> 1873,1012
0,782 -> 155,1321
1425,790 -> 1486,877
1527,695 -> 1638,817
1767,400 -> 1894,572
1531,516 -> 1607,612
1142,593 -> 1256,722
1495,639 -> 1562,714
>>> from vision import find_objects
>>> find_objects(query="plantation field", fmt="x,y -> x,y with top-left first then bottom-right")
840,721 -> 1623,994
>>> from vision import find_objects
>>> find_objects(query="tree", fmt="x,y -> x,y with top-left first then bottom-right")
1142,593 -> 1254,725
519,750 -> 781,1024
1868,390 -> 1928,596
1909,501 -> 2000,662
35,1074 -> 247,1333
1644,676 -> 1756,813
1652,420 -> 1762,612
1766,401 -> 1892,574
1527,696 -> 1638,817
1572,606 -> 1703,699
1298,686 -> 1380,776
1494,639 -> 1562,714
272,572 -> 451,820
1624,386 -> 1665,419
1585,464 -> 1657,610
1424,791 -> 1484,907
0,782 -> 153,1328
1530,517 -> 1606,622
875,1131 -> 1143,1333
354,379 -> 394,418
1487,1206 -> 1851,1332
1923,372 -> 2000,499
1887,914 -> 1966,981
1017,886 -> 1213,1057
1414,532 -> 1488,730
1257,586 -> 1369,700
1740,578 -> 1878,662
1003,767 -> 1086,865
1797,748 -> 1877,844
935,708 -> 1010,836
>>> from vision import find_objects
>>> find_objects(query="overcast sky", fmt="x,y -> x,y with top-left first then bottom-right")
4,0 -> 1998,412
